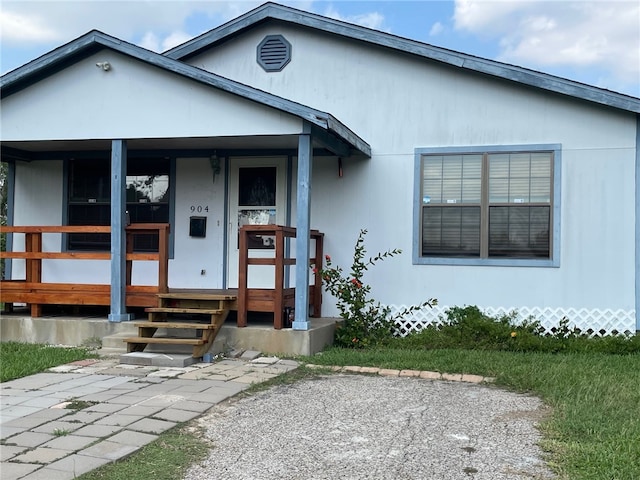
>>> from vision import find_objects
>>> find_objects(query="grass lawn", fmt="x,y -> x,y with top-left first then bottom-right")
0,341 -> 97,382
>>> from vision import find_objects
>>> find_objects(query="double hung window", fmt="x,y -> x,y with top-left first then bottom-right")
67,158 -> 170,251
416,145 -> 559,266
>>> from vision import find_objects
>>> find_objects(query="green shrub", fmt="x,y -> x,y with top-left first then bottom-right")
394,305 -> 640,354
317,229 -> 435,348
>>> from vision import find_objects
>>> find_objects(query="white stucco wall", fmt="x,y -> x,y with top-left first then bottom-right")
170,157 -> 226,288
0,50 -> 303,141
189,23 -> 637,329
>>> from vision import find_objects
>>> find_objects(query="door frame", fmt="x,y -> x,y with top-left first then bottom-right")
225,156 -> 289,288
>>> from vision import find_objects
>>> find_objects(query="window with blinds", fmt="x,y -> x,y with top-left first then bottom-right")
420,150 -> 553,259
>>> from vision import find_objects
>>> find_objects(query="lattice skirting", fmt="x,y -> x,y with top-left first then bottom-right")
389,305 -> 637,337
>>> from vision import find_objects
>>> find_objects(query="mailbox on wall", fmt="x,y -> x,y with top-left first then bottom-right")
189,216 -> 207,238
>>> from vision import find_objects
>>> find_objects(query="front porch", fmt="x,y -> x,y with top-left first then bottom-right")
0,224 -> 334,357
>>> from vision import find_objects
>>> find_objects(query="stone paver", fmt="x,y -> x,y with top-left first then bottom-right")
107,430 -> 157,447
1,461 -> 41,480
153,408 -> 202,423
5,431 -> 55,448
31,420 -> 83,435
20,467 -> 79,480
81,440 -> 139,461
41,434 -> 97,451
0,426 -> 27,441
46,453 -> 111,476
72,424 -> 123,438
13,447 -> 69,464
1,445 -> 27,461
93,413 -> 143,427
127,418 -> 176,434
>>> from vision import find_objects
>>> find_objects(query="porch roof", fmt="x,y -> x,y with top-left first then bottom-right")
0,30 -> 370,158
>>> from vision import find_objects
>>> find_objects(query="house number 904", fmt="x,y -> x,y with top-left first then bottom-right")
190,205 -> 209,213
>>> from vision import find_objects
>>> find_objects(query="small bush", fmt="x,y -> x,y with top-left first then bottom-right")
317,229 -> 435,348
394,305 -> 640,354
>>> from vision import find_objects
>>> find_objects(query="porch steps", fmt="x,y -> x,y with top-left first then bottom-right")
123,293 -> 237,358
133,321 -> 221,330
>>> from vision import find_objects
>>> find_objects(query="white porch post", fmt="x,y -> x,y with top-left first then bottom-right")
108,139 -> 133,322
293,123 -> 313,330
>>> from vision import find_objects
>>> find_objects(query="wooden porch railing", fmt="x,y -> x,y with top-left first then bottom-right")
0,224 -> 170,317
238,225 -> 323,329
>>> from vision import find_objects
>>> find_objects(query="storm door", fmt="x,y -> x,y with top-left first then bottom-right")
227,157 -> 287,288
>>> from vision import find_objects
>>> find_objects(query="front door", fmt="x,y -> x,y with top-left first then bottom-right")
227,157 -> 287,288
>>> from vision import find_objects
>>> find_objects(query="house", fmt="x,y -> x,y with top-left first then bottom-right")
1,2 -> 639,343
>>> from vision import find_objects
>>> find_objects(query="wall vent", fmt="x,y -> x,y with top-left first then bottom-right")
257,35 -> 291,72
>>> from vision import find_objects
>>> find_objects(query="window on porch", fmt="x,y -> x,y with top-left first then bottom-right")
67,158 -> 170,251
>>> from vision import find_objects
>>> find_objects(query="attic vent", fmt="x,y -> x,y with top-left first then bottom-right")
257,35 -> 291,72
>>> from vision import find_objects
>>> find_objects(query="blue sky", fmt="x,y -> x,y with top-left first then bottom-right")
1,1 -> 638,97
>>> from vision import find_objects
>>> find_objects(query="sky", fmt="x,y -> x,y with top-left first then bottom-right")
1,0 -> 639,98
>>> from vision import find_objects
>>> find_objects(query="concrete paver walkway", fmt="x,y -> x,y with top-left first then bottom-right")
1,355 -> 298,480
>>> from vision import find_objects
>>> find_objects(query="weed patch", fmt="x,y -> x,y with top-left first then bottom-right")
76,425 -> 211,480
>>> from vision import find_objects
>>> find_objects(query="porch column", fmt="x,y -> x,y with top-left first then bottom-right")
3,161 -> 16,280
108,139 -> 133,322
293,123 -> 313,330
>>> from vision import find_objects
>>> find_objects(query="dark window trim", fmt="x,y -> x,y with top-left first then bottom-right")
413,144 -> 561,267
62,157 -> 175,258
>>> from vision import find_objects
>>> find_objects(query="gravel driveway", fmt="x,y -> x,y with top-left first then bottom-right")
184,374 -> 554,479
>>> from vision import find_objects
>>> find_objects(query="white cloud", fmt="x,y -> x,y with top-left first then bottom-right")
0,1 -> 269,48
139,31 -> 161,52
162,31 -> 194,51
429,21 -> 444,37
0,9 -> 61,43
137,30 -> 192,53
453,0 -> 640,93
323,5 -> 388,31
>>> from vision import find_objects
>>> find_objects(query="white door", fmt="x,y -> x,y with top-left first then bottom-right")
227,157 -> 287,288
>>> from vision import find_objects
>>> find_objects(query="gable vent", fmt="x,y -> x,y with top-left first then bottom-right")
257,35 -> 291,72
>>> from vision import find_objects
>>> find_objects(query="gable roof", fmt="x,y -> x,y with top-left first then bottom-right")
166,2 -> 640,115
0,30 -> 370,157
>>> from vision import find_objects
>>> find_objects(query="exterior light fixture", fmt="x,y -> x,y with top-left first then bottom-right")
210,153 -> 221,183
95,62 -> 111,71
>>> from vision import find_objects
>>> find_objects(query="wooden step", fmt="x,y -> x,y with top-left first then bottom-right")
156,293 -> 237,301
124,337 -> 206,346
133,321 -> 219,329
145,307 -> 224,315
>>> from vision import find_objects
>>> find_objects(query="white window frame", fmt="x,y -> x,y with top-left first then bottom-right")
413,144 -> 561,267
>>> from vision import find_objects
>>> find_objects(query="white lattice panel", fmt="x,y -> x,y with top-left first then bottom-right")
389,305 -> 637,337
